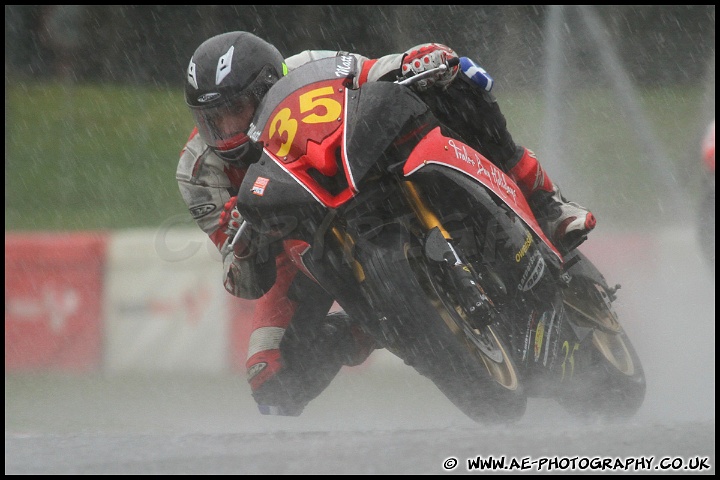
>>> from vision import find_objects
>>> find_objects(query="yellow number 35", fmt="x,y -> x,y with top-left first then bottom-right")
269,86 -> 343,158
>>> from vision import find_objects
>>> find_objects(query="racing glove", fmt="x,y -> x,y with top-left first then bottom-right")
219,196 -> 277,299
400,43 -> 460,91
219,196 -> 246,253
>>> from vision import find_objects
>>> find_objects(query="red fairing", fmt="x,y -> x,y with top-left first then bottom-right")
282,239 -> 317,283
403,127 -> 564,261
259,78 -> 357,208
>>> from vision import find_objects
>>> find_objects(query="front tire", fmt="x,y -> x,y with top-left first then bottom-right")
356,230 -> 527,424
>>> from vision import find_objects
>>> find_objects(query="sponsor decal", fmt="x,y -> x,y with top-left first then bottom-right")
248,122 -> 260,142
515,231 -> 533,262
197,92 -> 221,103
448,139 -> 479,169
247,361 -> 267,380
560,340 -> 580,381
522,310 -> 538,362
542,309 -> 557,367
489,166 -> 518,203
518,250 -> 545,291
189,203 -> 216,219
534,314 -> 545,362
252,176 -> 270,196
447,139 -> 518,203
335,55 -> 354,77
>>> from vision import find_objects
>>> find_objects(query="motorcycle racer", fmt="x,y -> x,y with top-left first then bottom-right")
176,31 -> 596,416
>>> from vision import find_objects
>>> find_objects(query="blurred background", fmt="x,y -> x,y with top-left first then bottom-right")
4,5 -> 716,442
5,5 -> 716,231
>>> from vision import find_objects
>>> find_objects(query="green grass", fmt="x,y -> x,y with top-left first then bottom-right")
6,81 -> 195,231
5,81 -> 711,232
498,86 -> 710,229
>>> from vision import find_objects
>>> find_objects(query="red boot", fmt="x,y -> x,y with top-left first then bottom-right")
508,148 -> 596,254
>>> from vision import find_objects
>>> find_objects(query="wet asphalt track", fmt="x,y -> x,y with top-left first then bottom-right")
5,227 -> 715,474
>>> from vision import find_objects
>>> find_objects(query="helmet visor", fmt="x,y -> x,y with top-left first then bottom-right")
191,94 -> 256,152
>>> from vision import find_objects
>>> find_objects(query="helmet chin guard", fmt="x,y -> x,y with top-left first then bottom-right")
212,141 -> 251,163
213,141 -> 262,166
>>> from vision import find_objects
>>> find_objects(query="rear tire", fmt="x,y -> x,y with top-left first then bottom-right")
558,277 -> 646,419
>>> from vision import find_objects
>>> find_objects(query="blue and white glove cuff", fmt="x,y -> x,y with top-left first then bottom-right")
460,57 -> 493,92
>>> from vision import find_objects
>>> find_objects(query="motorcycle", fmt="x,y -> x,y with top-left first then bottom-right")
234,55 -> 646,424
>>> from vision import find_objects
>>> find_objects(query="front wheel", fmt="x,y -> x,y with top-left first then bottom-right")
355,229 -> 527,424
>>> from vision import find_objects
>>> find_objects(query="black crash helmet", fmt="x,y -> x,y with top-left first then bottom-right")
185,31 -> 286,162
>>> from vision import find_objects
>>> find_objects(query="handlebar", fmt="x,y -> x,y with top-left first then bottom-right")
395,57 -> 460,87
228,220 -> 250,250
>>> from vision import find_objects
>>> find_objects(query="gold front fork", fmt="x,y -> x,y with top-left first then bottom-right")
331,226 -> 365,282
329,180 -> 450,283
400,180 -> 452,240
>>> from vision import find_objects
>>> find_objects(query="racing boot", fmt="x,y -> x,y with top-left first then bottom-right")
251,310 -> 376,417
508,147 -> 596,254
321,310 -> 376,367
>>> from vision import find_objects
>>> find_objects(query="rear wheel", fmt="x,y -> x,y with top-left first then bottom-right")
356,230 -> 527,424
558,277 -> 646,419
